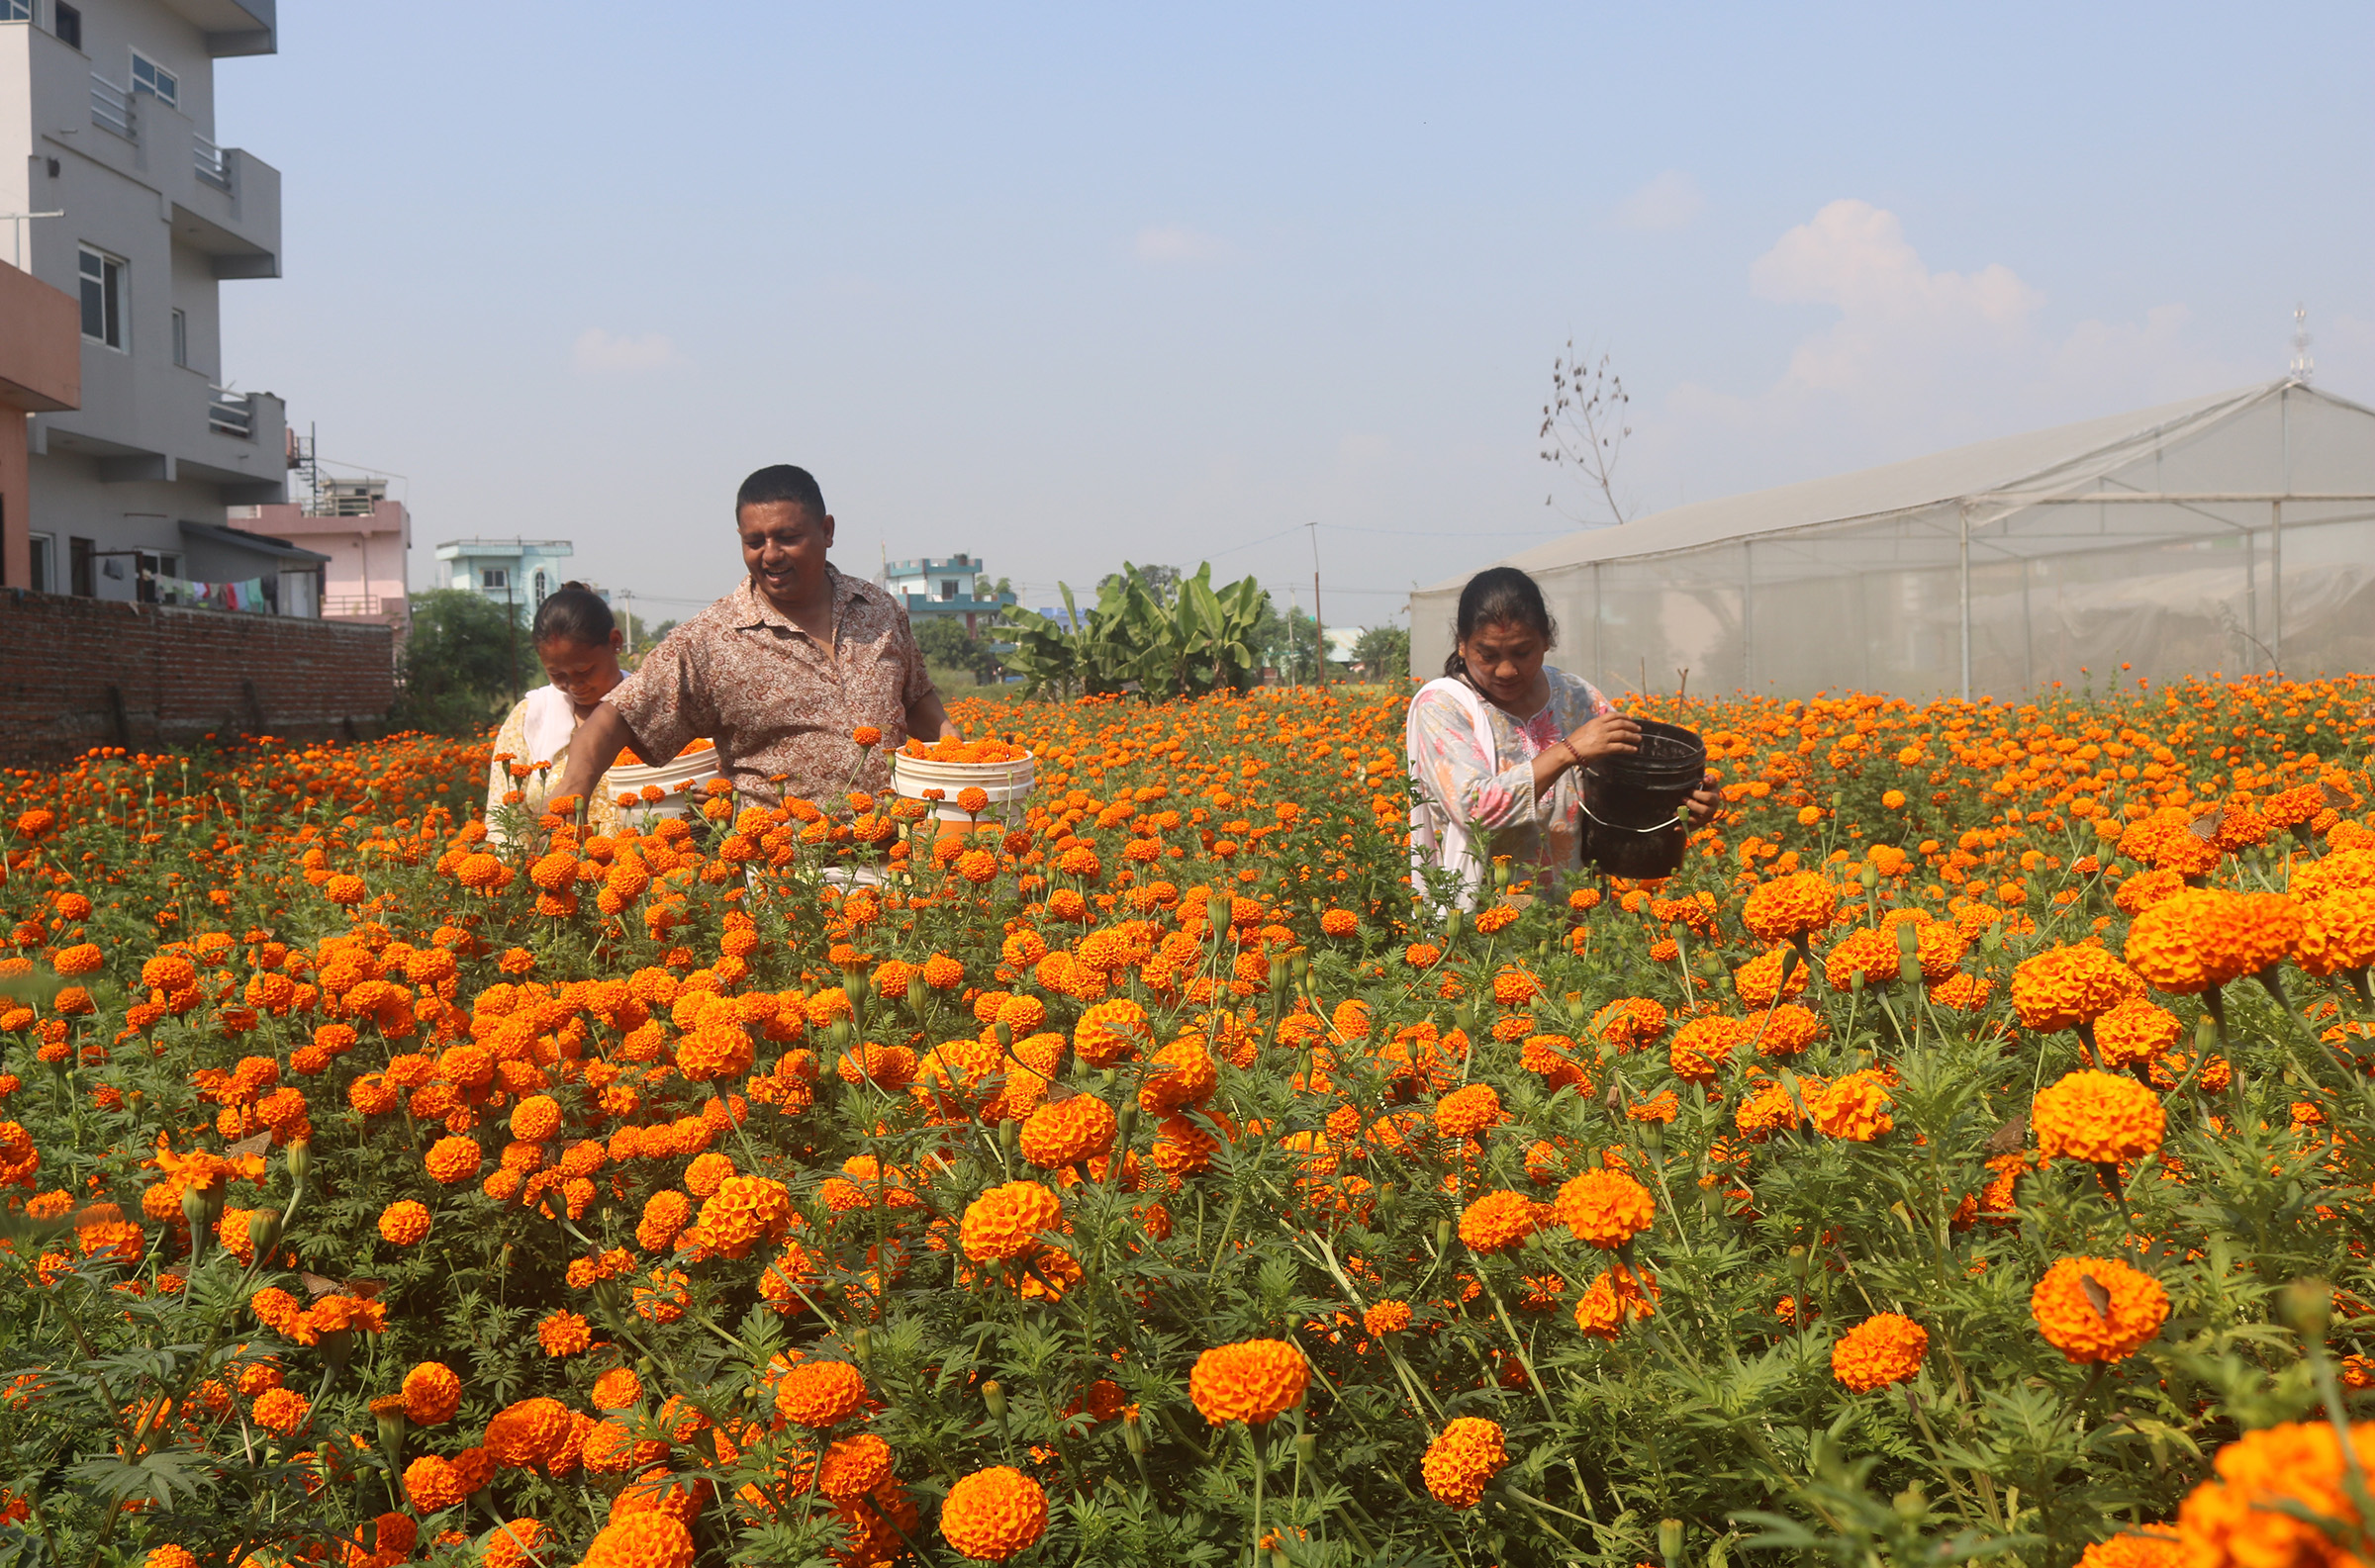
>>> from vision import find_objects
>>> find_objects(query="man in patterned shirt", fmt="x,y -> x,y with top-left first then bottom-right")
547,464 -> 959,819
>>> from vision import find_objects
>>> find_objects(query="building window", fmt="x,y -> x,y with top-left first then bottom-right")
130,51 -> 177,108
78,246 -> 124,349
940,580 -> 959,600
69,536 -> 95,598
53,4 -> 80,49
171,308 -> 187,367
1,2 -> 31,24
28,533 -> 55,594
480,568 -> 508,591
533,569 -> 547,602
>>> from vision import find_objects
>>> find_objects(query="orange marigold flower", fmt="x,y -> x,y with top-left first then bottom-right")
2032,1069 -> 2164,1165
1473,904 -> 1520,935
2076,1533 -> 2182,1568
1742,872 -> 1840,944
939,1465 -> 1049,1562
377,1199 -> 430,1246
960,1180 -> 1063,1263
2031,1255 -> 2169,1364
483,1519 -> 551,1568
1809,1069 -> 1893,1142
1018,1094 -> 1116,1167
817,1431 -> 897,1503
1556,1168 -> 1655,1248
424,1135 -> 483,1186
1831,1312 -> 1927,1392
1434,1083 -> 1501,1141
2011,946 -> 2144,1033
1734,947 -> 1811,1008
1188,1338 -> 1309,1426
401,1360 -> 462,1426
1319,908 -> 1358,938
2175,1421 -> 2375,1568
2296,889 -> 2375,975
1364,1299 -> 1413,1336
580,1513 -> 694,1568
535,1310 -> 594,1357
1421,1416 -> 1508,1510
401,1452 -> 467,1512
250,1385 -> 310,1434
772,1358 -> 868,1428
509,1095 -> 562,1143
1572,1263 -> 1660,1338
1458,1190 -> 1544,1253
1074,998 -> 1153,1066
484,1397 -> 573,1468
2094,996 -> 2183,1068
591,1367 -> 643,1411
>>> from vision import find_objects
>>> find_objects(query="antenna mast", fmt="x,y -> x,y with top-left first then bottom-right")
2290,305 -> 2314,381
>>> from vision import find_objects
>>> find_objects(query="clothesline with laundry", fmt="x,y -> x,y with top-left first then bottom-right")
143,571 -> 275,612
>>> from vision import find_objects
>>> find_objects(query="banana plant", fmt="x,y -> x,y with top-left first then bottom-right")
993,564 -> 1267,700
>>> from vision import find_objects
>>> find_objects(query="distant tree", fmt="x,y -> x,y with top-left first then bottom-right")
391,589 -> 533,734
1352,623 -> 1413,682
1251,597 -> 1324,684
1098,563 -> 1181,600
914,616 -> 1000,684
1540,340 -> 1633,526
621,616 -> 680,669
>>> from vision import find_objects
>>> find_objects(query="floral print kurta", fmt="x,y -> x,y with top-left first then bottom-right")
485,693 -> 623,847
1406,667 -> 1615,882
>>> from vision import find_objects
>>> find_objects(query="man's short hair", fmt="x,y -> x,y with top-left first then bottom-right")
736,464 -> 826,518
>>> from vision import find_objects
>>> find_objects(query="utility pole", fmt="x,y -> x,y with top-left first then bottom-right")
1307,521 -> 1325,686
505,569 -> 520,703
618,588 -> 634,657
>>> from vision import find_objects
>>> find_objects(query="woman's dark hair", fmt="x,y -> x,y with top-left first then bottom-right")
531,582 -> 616,646
1444,566 -> 1557,677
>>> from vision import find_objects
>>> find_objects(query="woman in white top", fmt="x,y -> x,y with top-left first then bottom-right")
1407,567 -> 1717,907
485,583 -> 629,845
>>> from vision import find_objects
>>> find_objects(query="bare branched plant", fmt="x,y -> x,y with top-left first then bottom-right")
1539,339 -> 1633,526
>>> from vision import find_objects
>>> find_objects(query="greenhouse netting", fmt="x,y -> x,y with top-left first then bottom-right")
1410,380 -> 2375,699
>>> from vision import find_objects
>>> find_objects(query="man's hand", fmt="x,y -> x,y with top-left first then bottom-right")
535,704 -> 643,849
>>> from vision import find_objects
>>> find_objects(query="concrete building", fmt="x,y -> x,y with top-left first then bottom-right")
2,0 -> 289,600
233,476 -> 411,639
0,251 -> 81,588
434,538 -> 574,614
886,553 -> 1015,636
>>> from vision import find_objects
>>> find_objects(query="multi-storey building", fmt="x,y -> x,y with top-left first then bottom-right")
1,0 -> 290,600
885,553 -> 1016,637
233,477 -> 411,640
433,538 -> 577,615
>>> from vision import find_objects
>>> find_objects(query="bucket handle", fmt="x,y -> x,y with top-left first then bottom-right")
1579,799 -> 1687,835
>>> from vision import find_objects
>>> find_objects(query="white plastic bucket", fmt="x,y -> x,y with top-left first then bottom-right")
609,742 -> 725,827
889,750 -> 1035,826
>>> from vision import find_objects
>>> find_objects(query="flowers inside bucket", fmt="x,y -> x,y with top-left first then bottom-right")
1581,720 -> 1705,878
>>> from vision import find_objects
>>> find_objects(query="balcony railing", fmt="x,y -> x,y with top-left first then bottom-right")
194,135 -> 231,190
90,74 -> 136,140
208,390 -> 254,438
322,595 -> 389,617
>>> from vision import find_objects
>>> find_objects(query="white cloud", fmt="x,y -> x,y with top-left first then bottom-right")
1635,200 -> 2245,500
571,327 -> 677,374
1133,224 -> 1234,265
1611,170 -> 1705,232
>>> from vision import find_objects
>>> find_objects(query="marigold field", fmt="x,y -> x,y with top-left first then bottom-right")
2,676 -> 2373,1568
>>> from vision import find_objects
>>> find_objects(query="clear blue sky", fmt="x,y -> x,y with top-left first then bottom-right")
218,3 -> 2374,627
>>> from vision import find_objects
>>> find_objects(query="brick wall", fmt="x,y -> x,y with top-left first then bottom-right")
0,590 -> 395,764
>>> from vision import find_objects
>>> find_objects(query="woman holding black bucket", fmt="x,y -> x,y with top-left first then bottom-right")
1407,566 -> 1718,909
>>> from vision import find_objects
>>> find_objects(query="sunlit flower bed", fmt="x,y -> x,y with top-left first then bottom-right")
1,676 -> 2371,1568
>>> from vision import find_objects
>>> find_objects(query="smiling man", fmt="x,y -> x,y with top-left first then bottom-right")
547,464 -> 956,818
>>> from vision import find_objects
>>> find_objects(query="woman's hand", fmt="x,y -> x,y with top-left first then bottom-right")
1561,714 -> 1641,770
1685,772 -> 1721,826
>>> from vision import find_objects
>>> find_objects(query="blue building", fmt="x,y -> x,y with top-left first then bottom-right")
433,538 -> 578,612
884,553 -> 1016,636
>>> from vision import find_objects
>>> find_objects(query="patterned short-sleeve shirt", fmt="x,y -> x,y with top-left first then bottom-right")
604,566 -> 936,807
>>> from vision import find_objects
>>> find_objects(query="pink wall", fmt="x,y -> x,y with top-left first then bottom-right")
0,265 -> 83,592
237,500 -> 412,633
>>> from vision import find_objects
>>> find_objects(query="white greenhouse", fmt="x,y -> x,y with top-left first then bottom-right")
1409,379 -> 2375,699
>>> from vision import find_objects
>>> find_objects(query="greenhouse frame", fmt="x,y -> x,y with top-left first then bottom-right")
1409,379 -> 2375,700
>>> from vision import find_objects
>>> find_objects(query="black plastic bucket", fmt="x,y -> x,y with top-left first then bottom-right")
1580,720 -> 1707,878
